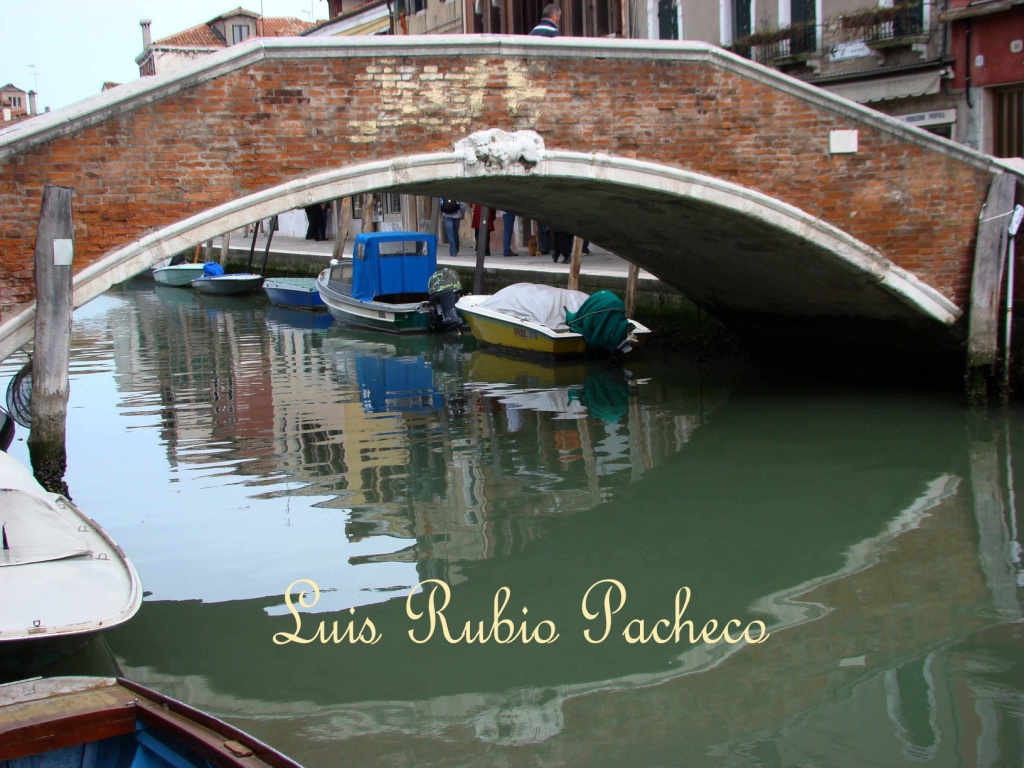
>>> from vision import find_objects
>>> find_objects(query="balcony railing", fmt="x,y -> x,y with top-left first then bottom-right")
839,3 -> 923,44
729,21 -> 818,65
758,22 -> 818,62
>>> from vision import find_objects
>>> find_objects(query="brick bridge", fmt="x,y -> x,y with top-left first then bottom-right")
1,36 -> 1020,368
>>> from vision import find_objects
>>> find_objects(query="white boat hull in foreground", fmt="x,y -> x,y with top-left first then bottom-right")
0,452 -> 142,674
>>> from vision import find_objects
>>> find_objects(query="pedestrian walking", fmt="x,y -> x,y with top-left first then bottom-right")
471,204 -> 496,256
440,197 -> 465,256
501,210 -> 518,257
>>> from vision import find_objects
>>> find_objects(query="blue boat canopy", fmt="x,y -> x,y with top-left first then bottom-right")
355,353 -> 442,413
352,231 -> 438,303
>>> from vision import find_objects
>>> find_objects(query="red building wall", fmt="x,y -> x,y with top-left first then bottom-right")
948,6 -> 1024,89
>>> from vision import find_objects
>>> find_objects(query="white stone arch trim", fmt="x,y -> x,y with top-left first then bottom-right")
0,150 -> 960,361
545,151 -> 958,325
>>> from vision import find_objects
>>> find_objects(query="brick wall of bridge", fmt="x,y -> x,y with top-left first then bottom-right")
0,45 -> 995,312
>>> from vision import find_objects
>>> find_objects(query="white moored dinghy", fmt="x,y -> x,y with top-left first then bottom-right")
0,451 -> 142,675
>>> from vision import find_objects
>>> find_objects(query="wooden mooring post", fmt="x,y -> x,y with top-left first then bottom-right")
362,193 -> 376,235
333,197 -> 351,261
28,184 -> 74,496
567,236 -> 584,292
624,263 -> 640,317
966,173 -> 1017,404
219,231 -> 231,264
473,206 -> 490,295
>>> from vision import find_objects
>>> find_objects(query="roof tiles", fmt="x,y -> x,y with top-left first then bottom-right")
153,17 -> 314,48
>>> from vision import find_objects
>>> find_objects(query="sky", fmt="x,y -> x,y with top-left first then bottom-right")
1,0 -> 331,113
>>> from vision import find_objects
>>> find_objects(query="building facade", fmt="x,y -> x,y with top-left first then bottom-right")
651,0 -> 1021,155
135,8 -> 315,77
939,0 -> 1024,158
1,83 -> 37,124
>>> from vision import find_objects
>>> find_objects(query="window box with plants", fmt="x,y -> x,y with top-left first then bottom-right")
838,2 -> 925,47
729,21 -> 817,65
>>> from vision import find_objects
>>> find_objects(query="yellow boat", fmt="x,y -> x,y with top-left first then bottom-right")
455,285 -> 650,359
466,348 -> 591,387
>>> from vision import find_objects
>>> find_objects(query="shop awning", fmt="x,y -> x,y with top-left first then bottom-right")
821,70 -> 942,104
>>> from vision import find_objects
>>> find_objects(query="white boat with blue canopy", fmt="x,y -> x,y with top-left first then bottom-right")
190,215 -> 278,296
190,262 -> 264,295
316,231 -> 461,334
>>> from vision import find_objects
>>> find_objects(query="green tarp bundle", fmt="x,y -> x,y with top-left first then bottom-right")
565,290 -> 632,354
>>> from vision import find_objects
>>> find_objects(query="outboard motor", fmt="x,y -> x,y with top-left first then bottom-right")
427,268 -> 463,333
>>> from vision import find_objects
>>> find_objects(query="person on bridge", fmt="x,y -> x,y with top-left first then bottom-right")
317,202 -> 330,241
529,4 -> 561,36
304,204 -> 323,241
501,210 -> 519,257
551,230 -> 573,263
471,204 -> 496,256
440,197 -> 465,256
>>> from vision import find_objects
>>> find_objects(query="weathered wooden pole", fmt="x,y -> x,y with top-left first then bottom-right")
362,193 -> 376,234
219,231 -> 231,264
333,197 -> 351,260
401,194 -> 417,231
28,184 -> 74,496
473,206 -> 490,295
624,263 -> 640,318
966,173 -> 1016,403
428,197 -> 440,240
567,236 -> 584,291
1002,205 -> 1023,402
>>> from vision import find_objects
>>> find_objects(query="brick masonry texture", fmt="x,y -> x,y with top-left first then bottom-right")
0,52 -> 993,312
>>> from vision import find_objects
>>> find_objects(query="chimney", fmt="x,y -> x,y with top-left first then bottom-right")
140,19 -> 152,48
28,91 -> 37,116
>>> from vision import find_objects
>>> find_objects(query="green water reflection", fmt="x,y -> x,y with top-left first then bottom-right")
4,282 -> 1022,767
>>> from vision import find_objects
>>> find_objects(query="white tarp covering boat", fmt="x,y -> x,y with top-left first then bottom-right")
476,284 -> 590,331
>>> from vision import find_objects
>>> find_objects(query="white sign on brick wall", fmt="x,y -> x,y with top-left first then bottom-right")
829,130 -> 859,154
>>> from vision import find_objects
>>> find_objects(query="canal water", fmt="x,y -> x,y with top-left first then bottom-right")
4,279 -> 1023,766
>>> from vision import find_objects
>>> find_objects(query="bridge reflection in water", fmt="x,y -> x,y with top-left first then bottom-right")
3,280 -> 1022,767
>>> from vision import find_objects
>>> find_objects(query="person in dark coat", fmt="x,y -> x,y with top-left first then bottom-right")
551,230 -> 573,263
530,3 -> 561,36
471,204 -> 497,256
317,202 -> 329,241
304,204 -> 323,241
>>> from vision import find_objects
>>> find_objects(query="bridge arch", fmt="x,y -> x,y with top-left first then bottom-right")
1,35 -> 1018,365
0,147 -> 959,360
